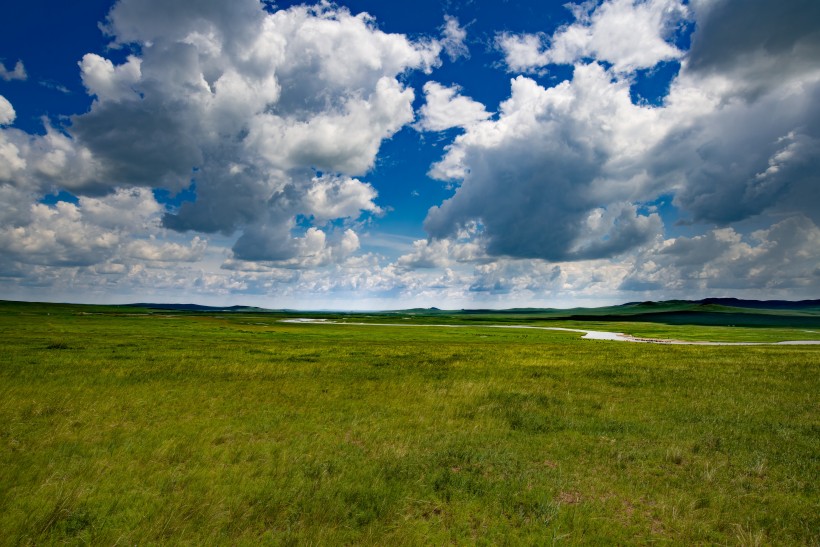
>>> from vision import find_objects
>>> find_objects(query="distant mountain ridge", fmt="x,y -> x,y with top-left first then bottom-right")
561,298 -> 820,328
621,298 -> 820,309
383,298 -> 820,328
121,298 -> 820,314
125,303 -> 270,312
1,298 -> 818,328
696,297 -> 820,310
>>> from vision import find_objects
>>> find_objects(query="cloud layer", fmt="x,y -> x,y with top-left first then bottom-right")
424,64 -> 664,261
421,0 -> 820,296
1,0 -> 818,307
3,0 -> 444,268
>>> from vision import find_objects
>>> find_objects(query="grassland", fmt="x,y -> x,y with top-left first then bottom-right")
1,301 -> 818,544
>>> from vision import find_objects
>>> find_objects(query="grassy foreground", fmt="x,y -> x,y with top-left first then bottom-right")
1,302 -> 818,544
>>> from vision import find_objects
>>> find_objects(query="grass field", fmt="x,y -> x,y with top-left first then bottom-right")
1,301 -> 818,544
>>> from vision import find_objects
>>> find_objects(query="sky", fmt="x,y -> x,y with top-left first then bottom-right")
0,0 -> 818,309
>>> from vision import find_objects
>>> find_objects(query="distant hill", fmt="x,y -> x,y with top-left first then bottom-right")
385,298 -> 820,328
562,311 -> 820,328
697,297 -> 820,310
620,298 -> 820,311
125,303 -> 270,312
562,299 -> 820,328
3,298 -> 818,328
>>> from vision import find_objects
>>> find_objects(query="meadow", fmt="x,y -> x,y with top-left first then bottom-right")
1,301 -> 818,544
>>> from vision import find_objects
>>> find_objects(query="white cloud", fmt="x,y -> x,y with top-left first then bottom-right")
570,202 -> 663,259
304,175 -> 382,223
427,0 -> 820,285
4,0 -> 820,306
248,76 -> 415,175
229,224 -> 360,268
416,82 -> 491,132
0,60 -> 27,81
548,0 -> 688,73
397,239 -> 453,270
0,185 -> 35,226
496,33 -> 550,74
1,0 -> 446,270
396,236 -> 485,271
621,216 -> 820,293
0,187 -> 207,270
79,188 -> 163,231
0,201 -> 120,267
628,0 -> 820,228
441,15 -> 468,61
125,236 -> 207,262
0,122 -> 104,194
0,96 -> 15,125
0,135 -> 27,182
497,0 -> 688,74
92,262 -> 127,275
425,65 -> 665,261
79,54 -> 142,103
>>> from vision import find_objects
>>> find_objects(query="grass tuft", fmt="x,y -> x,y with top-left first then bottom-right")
45,341 -> 70,350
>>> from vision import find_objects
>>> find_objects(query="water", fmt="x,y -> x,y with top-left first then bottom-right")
279,320 -> 820,346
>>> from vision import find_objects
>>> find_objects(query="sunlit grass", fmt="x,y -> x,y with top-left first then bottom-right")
1,302 -> 818,543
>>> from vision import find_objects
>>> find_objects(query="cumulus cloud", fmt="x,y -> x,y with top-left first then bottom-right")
425,65 -> 664,261
396,238 -> 454,270
548,0 -> 688,72
0,138 -> 26,183
644,0 -> 820,225
570,202 -> 662,259
4,0 -> 819,305
389,253 -> 631,306
469,260 -> 564,296
0,121 -> 105,194
424,0 -> 819,291
0,184 -> 35,226
247,76 -> 416,175
496,33 -> 550,74
654,106 -> 820,224
231,223 -> 360,268
80,187 -> 163,231
125,236 -> 207,262
396,226 -> 486,271
79,54 -> 142,103
0,0 -> 448,273
304,175 -> 382,223
0,60 -> 27,81
0,188 -> 197,268
0,97 -> 26,184
685,0 -> 820,98
621,216 -> 820,293
416,82 -> 490,131
0,96 -> 15,125
497,0 -> 689,73
0,201 -> 116,267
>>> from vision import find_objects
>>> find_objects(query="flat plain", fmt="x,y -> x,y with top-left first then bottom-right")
1,301 -> 818,544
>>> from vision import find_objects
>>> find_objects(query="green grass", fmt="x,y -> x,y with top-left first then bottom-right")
1,302 -> 818,544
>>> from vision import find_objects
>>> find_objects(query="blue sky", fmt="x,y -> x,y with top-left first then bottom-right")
1,0 -> 818,309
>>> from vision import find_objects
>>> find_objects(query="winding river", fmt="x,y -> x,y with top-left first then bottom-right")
279,319 -> 820,346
